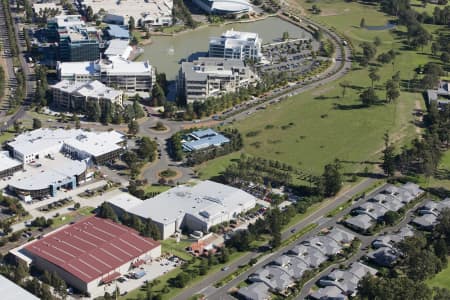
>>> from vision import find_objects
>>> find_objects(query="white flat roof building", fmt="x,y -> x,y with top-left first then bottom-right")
8,128 -> 126,164
0,275 -> 40,300
209,29 -> 262,61
108,180 -> 257,239
57,57 -> 155,92
193,0 -> 252,15
104,39 -> 133,60
8,152 -> 86,192
80,0 -> 172,27
0,151 -> 23,177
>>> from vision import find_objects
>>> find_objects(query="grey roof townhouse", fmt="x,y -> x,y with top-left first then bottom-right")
288,244 -> 328,268
412,198 -> 450,230
345,214 -> 374,232
353,202 -> 389,220
368,193 -> 405,212
248,265 -> 295,294
372,225 -> 414,249
310,285 -> 348,300
271,254 -> 310,279
236,282 -> 271,300
317,262 -> 377,296
412,213 -> 439,230
302,236 -> 342,256
311,263 -> 377,299
345,183 -> 424,233
367,247 -> 399,267
326,227 -> 356,245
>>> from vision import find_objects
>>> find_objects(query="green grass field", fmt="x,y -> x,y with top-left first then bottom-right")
143,184 -> 171,194
427,257 -> 450,289
198,0 -> 439,179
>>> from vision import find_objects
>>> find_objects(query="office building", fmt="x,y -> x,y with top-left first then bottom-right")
79,0 -> 173,27
0,151 -> 23,179
107,180 -> 257,239
209,29 -> 262,61
51,80 -> 123,110
193,0 -> 252,15
57,56 -> 155,92
178,57 -> 257,103
47,15 -> 100,62
182,129 -> 230,152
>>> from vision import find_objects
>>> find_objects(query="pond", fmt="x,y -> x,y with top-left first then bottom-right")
139,17 -> 313,80
365,21 -> 396,31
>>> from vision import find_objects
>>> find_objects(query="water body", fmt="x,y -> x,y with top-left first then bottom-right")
139,17 -> 312,80
365,21 -> 396,31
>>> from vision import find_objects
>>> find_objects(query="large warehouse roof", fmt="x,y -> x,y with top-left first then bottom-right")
127,180 -> 256,225
0,275 -> 40,300
24,216 -> 160,284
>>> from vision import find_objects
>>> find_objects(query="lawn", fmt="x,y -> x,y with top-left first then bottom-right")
195,152 -> 241,180
198,0 -> 435,179
0,131 -> 14,144
160,238 -> 192,261
143,184 -> 171,194
50,206 -> 95,228
427,257 -> 450,289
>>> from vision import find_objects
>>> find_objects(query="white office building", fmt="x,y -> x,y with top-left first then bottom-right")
79,0 -> 172,27
57,56 -> 155,92
7,128 -> 126,164
178,57 -> 257,103
108,180 -> 257,239
51,80 -> 123,110
209,29 -> 262,61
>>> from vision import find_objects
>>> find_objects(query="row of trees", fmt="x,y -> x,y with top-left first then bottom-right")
97,202 -> 161,240
85,95 -> 145,125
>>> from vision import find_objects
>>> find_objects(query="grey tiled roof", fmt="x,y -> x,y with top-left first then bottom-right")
237,282 -> 270,300
367,247 -> 398,267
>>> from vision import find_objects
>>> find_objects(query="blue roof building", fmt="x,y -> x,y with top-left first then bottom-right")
182,129 -> 230,152
107,25 -> 130,40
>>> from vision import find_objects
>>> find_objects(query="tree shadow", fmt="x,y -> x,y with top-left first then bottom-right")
344,172 -> 385,179
333,103 -> 367,110
427,187 -> 450,199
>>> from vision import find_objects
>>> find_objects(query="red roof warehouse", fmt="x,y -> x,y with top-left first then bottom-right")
22,216 -> 161,296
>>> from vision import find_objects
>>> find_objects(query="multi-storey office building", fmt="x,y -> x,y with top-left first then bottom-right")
209,29 -> 262,61
177,57 -> 257,103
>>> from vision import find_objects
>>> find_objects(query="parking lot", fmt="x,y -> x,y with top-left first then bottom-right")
101,256 -> 181,297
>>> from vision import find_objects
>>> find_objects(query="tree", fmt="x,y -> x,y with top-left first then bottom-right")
369,67 -> 380,88
128,16 -> 136,31
73,114 -> 81,129
360,17 -> 366,28
97,202 -> 118,222
440,52 -> 450,63
86,6 -> 94,22
360,87 -> 378,106
384,211 -> 400,225
151,83 -> 166,106
14,260 -> 29,284
386,79 -> 400,102
128,119 -> 139,135
138,137 -> 157,162
382,132 -> 396,177
282,31 -> 289,41
374,36 -> 382,47
322,160 -> 342,197
170,272 -> 190,288
360,42 -> 377,63
32,118 -> 42,129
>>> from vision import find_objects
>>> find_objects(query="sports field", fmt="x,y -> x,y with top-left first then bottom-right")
200,0 -> 434,178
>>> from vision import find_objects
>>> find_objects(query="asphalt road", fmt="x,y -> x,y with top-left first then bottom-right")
172,178 -> 377,300
0,4 -> 35,132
